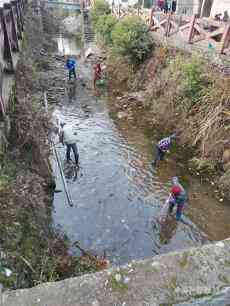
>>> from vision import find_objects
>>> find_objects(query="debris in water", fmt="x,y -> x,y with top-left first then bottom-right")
115,273 -> 121,282
85,48 -> 93,58
123,277 -> 130,284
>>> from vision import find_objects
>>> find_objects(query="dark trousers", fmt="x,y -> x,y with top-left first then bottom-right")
164,3 -> 168,13
168,201 -> 184,221
69,68 -> 76,81
153,145 -> 165,166
172,1 -> 176,13
66,143 -> 79,164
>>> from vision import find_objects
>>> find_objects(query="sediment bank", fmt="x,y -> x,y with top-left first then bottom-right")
0,2 -> 102,290
106,45 -> 230,201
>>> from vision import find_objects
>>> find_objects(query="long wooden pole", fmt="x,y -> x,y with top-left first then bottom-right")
220,24 -> 230,54
53,144 -> 74,207
44,91 -> 74,207
188,14 -> 196,43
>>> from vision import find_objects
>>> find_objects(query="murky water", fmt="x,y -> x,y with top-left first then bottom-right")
176,287 -> 230,306
52,33 -> 230,266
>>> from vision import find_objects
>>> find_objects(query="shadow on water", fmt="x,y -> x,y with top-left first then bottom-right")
52,33 -> 230,266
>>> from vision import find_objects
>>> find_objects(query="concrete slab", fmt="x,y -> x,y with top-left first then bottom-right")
2,239 -> 230,306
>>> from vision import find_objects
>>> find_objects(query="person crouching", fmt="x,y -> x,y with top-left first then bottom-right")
168,185 -> 187,221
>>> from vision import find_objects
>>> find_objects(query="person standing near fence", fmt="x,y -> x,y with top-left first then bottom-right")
171,0 -> 177,14
164,0 -> 169,14
157,0 -> 164,11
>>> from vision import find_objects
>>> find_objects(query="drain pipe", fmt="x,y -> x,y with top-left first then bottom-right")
44,91 -> 74,207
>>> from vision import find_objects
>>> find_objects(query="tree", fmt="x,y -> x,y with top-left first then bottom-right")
95,14 -> 117,46
111,16 -> 153,64
91,0 -> 111,26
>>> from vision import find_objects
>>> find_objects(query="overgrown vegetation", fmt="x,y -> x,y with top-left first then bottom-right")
0,158 -> 16,191
107,44 -> 230,199
92,0 -> 153,64
0,4 -> 104,290
95,14 -> 117,46
91,0 -> 111,26
111,16 -> 153,64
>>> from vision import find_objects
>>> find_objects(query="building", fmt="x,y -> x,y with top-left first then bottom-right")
171,0 -> 230,17
210,0 -> 230,18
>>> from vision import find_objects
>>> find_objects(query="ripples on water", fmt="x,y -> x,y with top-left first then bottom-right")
52,76 -> 208,265
52,37 -> 230,265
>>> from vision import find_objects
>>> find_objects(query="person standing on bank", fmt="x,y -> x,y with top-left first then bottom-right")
157,0 -> 164,11
171,0 -> 177,14
59,122 -> 79,165
153,133 -> 176,167
163,0 -> 169,14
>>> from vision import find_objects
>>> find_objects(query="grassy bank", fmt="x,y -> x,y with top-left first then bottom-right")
0,4 -> 103,289
105,44 -> 230,200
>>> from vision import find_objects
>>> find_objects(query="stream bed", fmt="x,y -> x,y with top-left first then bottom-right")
52,24 -> 230,266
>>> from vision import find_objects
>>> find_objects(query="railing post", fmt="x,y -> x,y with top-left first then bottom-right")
220,24 -> 230,54
12,0 -> 23,39
188,14 -> 196,43
4,3 -> 19,51
165,13 -> 171,37
0,7 -> 14,72
17,0 -> 24,31
149,6 -> 154,27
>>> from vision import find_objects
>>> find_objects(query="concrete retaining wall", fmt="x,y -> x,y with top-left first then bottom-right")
2,239 -> 230,306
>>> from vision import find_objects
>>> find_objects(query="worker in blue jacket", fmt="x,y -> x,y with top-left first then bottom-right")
65,57 -> 76,81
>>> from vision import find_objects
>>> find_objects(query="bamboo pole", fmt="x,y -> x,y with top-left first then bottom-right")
53,144 -> 74,207
43,91 -> 74,207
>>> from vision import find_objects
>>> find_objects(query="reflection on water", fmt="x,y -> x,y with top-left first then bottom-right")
56,34 -> 81,56
52,37 -> 230,265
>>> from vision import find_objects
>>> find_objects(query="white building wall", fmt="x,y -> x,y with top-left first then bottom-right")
193,0 -> 201,15
176,0 -> 194,15
176,0 -> 201,16
210,0 -> 230,18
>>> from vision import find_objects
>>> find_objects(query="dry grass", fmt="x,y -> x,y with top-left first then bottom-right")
108,47 -> 230,198
190,76 -> 230,160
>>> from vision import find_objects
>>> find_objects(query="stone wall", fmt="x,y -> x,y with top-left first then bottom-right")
2,239 -> 230,306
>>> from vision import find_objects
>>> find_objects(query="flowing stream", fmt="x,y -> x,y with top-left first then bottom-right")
51,12 -> 230,266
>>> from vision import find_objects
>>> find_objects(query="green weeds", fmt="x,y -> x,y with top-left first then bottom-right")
92,0 -> 153,65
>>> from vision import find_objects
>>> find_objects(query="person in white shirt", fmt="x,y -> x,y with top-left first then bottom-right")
59,122 -> 79,164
